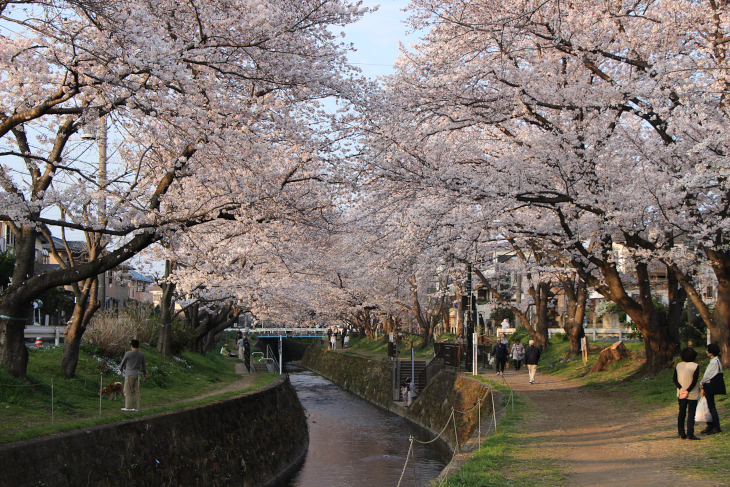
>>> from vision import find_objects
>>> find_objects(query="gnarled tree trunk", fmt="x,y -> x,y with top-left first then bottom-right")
560,274 -> 587,358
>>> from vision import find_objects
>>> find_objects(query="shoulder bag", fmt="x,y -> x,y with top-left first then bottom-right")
705,360 -> 726,395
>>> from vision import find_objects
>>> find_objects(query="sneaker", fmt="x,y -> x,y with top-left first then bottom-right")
121,408 -> 134,412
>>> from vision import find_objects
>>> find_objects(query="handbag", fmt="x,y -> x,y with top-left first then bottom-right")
706,372 -> 726,395
695,397 -> 713,423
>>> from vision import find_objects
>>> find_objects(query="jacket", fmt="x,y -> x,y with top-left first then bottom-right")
524,345 -> 541,365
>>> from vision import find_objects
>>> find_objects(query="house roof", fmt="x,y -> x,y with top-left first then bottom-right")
128,270 -> 154,283
42,236 -> 87,253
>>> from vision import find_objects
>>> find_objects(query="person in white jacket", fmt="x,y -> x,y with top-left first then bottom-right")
699,343 -> 723,435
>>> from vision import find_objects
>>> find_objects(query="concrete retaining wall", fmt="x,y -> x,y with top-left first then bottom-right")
301,346 -> 492,449
0,376 -> 308,487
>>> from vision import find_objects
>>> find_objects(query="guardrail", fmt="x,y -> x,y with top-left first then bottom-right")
232,327 -> 328,338
496,327 -> 631,341
24,326 -> 64,346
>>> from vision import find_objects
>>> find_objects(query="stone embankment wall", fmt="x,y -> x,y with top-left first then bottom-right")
0,376 -> 307,487
301,346 -> 492,448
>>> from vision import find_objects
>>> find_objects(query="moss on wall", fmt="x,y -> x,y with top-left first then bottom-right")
0,376 -> 307,487
301,346 -> 491,449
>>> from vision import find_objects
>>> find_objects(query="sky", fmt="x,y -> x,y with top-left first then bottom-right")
340,0 -> 421,80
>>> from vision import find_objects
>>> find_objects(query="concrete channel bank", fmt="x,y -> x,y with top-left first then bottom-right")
0,375 -> 308,487
301,345 -> 493,450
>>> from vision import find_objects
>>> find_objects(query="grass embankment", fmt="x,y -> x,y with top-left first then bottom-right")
437,382 -> 566,487
344,334 -> 438,360
0,342 -> 277,445
439,338 -> 730,485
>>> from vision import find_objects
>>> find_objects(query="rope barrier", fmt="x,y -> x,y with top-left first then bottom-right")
395,437 -> 414,487
396,375 -> 518,484
0,314 -> 28,321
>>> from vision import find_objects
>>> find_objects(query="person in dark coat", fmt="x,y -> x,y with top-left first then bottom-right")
493,340 -> 509,376
524,340 -> 541,384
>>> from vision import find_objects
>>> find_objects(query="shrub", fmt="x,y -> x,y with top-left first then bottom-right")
490,307 -> 515,324
170,318 -> 195,355
510,324 -> 531,344
82,303 -> 158,356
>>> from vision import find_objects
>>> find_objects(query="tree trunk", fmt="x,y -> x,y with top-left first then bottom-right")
531,282 -> 550,350
666,266 -> 686,352
598,262 -> 675,376
156,261 -> 175,356
705,248 -> 730,367
61,276 -> 100,378
0,225 -> 38,378
560,275 -> 587,358
0,300 -> 30,379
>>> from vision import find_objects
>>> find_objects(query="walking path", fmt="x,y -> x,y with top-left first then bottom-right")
178,362 -> 257,404
493,367 -> 716,487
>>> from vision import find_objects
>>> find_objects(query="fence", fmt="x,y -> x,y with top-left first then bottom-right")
24,326 -> 64,346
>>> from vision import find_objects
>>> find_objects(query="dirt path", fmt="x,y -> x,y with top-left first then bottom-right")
178,363 -> 257,403
494,366 -> 719,487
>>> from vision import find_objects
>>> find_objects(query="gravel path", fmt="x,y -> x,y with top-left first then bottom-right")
493,366 -> 718,487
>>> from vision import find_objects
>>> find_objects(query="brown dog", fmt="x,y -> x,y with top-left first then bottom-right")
98,382 -> 125,401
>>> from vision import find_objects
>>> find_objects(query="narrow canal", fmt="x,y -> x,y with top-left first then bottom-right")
278,370 -> 451,487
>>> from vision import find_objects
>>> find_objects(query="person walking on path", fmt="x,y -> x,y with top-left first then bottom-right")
511,339 -> 525,371
237,334 -> 245,361
524,340 -> 541,384
673,347 -> 701,440
494,339 -> 509,375
700,343 -> 724,435
120,339 -> 147,412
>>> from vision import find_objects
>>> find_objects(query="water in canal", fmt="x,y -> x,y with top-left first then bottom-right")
278,370 -> 451,487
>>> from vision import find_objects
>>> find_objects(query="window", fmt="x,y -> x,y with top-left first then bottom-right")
4,225 -> 15,247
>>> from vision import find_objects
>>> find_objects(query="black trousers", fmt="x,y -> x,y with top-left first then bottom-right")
705,393 -> 722,431
678,398 -> 698,438
513,359 -> 522,371
497,358 -> 506,373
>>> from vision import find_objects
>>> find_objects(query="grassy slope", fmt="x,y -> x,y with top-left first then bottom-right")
0,342 -> 277,445
438,384 -> 566,487
345,334 -> 437,359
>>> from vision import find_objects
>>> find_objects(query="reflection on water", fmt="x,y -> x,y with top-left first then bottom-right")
278,371 -> 450,487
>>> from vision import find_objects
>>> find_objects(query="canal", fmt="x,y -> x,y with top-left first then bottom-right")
278,370 -> 451,487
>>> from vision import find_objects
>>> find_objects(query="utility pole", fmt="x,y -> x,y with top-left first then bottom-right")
465,263 -> 474,371
97,117 -> 107,310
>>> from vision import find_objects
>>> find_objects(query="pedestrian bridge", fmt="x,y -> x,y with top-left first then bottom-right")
234,327 -> 329,338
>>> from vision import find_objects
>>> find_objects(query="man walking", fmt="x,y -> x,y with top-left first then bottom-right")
120,339 -> 147,411
525,340 -> 541,384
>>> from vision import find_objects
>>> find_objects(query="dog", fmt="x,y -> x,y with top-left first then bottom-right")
98,382 -> 125,401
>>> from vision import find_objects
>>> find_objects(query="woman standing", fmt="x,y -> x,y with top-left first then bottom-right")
673,347 -> 701,440
700,343 -> 724,435
511,339 -> 525,371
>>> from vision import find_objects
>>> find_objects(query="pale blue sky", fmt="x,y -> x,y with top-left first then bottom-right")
341,0 -> 421,80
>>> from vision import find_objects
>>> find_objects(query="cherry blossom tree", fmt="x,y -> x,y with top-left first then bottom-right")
360,0 -> 730,373
0,0 -> 371,377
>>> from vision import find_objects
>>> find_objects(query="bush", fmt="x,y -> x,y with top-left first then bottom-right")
509,324 -> 531,344
490,307 -> 515,324
170,318 -> 195,355
82,303 -> 158,356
